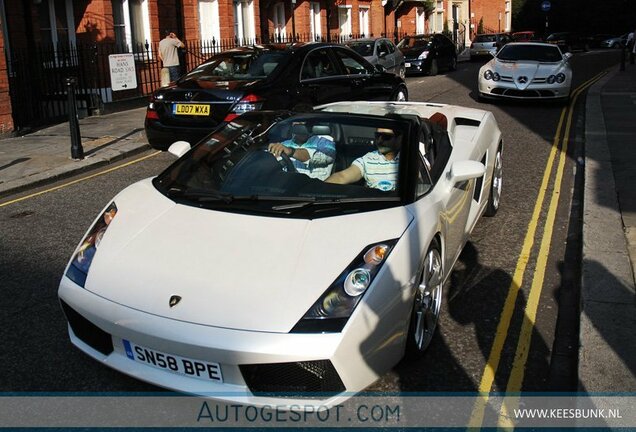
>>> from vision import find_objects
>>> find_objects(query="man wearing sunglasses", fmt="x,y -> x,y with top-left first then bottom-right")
326,127 -> 401,191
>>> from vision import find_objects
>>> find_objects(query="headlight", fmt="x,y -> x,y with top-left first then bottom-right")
484,70 -> 493,80
492,72 -> 501,81
291,240 -> 398,333
65,202 -> 118,287
418,51 -> 429,60
556,73 -> 566,83
547,75 -> 556,84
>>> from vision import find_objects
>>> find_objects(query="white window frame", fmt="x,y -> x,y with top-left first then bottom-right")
273,2 -> 286,39
338,5 -> 352,39
358,6 -> 369,37
505,0 -> 511,31
309,2 -> 321,41
199,0 -> 221,50
114,0 -> 153,58
416,6 -> 425,34
234,0 -> 256,42
434,1 -> 444,33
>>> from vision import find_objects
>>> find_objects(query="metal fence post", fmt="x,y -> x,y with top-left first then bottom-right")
66,76 -> 84,160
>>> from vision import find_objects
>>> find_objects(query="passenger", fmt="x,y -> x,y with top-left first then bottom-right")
268,123 -> 336,180
326,127 -> 401,191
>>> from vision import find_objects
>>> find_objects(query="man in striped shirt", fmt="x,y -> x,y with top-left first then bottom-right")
326,127 -> 401,191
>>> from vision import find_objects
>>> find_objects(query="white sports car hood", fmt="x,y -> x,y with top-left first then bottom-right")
490,60 -> 566,90
82,180 -> 413,333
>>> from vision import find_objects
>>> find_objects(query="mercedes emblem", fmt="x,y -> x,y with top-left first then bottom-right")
517,76 -> 528,84
184,92 -> 194,100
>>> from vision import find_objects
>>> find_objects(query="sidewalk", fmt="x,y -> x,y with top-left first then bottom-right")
580,63 -> 636,391
0,64 -> 634,392
0,107 -> 150,197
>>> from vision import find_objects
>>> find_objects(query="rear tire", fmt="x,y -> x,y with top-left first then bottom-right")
392,87 -> 408,101
485,145 -> 503,216
449,56 -> 458,71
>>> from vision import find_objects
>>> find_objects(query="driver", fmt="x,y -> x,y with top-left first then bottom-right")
326,127 -> 401,191
268,122 -> 336,180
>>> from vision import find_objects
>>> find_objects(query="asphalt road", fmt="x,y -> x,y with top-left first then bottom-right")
0,49 -> 620,396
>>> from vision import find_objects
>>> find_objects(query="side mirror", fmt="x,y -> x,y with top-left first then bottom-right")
374,63 -> 387,73
563,52 -> 573,61
168,140 -> 191,158
378,50 -> 388,58
448,161 -> 486,185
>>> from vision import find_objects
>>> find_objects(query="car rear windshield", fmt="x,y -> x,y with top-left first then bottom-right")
474,34 -> 497,43
154,113 -> 407,216
182,50 -> 288,81
347,42 -> 375,56
497,44 -> 563,62
397,37 -> 432,49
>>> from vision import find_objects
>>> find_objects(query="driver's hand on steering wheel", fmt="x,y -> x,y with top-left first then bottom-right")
268,143 -> 294,158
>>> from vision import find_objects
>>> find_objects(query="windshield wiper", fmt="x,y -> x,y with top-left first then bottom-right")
167,187 -> 236,203
270,197 -> 396,212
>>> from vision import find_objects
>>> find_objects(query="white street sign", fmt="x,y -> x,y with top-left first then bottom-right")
109,54 -> 137,91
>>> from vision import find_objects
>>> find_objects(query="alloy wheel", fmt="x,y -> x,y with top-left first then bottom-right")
412,248 -> 443,351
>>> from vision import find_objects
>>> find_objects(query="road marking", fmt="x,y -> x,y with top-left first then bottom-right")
0,151 -> 162,208
497,71 -> 608,428
468,70 -> 608,428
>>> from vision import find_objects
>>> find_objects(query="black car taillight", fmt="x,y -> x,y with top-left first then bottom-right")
231,94 -> 264,115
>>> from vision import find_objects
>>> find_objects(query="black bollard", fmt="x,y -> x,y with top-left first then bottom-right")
620,46 -> 626,71
66,77 -> 84,160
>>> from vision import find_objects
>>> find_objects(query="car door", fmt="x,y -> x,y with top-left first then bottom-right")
376,40 -> 393,72
385,40 -> 400,72
331,47 -> 393,101
295,48 -> 352,107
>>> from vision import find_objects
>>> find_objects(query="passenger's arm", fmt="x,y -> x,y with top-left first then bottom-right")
325,165 -> 363,185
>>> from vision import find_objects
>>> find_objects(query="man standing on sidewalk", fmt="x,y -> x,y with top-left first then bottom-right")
159,30 -> 185,85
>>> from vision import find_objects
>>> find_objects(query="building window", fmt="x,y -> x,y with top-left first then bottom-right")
434,0 -> 444,33
273,2 -> 286,39
416,6 -> 425,34
37,0 -> 76,47
338,6 -> 352,40
309,2 -> 321,41
234,0 -> 256,43
112,0 -> 152,53
505,0 -> 511,31
199,0 -> 221,47
358,6 -> 369,37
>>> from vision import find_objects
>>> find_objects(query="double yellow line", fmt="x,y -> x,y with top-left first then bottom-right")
469,70 -> 608,428
0,151 -> 162,208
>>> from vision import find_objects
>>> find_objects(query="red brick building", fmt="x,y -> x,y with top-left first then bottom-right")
0,0 -> 507,133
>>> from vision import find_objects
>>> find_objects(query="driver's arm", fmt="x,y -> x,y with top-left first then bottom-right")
325,165 -> 363,185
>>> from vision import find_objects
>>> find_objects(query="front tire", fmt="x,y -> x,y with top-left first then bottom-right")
449,56 -> 457,71
485,145 -> 503,216
405,239 -> 443,358
428,59 -> 438,76
398,64 -> 406,78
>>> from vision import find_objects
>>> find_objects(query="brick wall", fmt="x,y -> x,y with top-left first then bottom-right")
0,18 -> 13,134
472,0 -> 507,33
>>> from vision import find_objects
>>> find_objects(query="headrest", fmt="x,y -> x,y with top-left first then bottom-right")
292,123 -> 309,135
312,125 -> 331,135
428,112 -> 448,130
263,63 -> 277,75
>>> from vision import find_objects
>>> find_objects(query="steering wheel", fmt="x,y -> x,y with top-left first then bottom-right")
277,151 -> 297,173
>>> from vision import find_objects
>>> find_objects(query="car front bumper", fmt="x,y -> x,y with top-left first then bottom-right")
58,272 -> 408,407
478,79 -> 571,99
403,59 -> 432,74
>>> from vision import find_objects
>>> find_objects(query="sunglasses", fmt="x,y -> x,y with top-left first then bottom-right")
375,132 -> 395,139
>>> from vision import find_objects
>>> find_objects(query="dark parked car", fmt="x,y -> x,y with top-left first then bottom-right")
512,31 -> 539,42
145,42 -> 408,150
345,37 -> 405,77
397,34 -> 457,76
469,33 -> 512,60
599,33 -> 628,49
545,32 -> 588,52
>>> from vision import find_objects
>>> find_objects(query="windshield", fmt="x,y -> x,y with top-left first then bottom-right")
474,34 -> 497,43
182,50 -> 287,81
397,37 -> 432,49
154,113 -> 407,216
497,44 -> 563,62
347,42 -> 375,56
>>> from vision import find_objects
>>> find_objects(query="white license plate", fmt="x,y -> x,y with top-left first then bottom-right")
123,339 -> 223,382
405,62 -> 411,67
